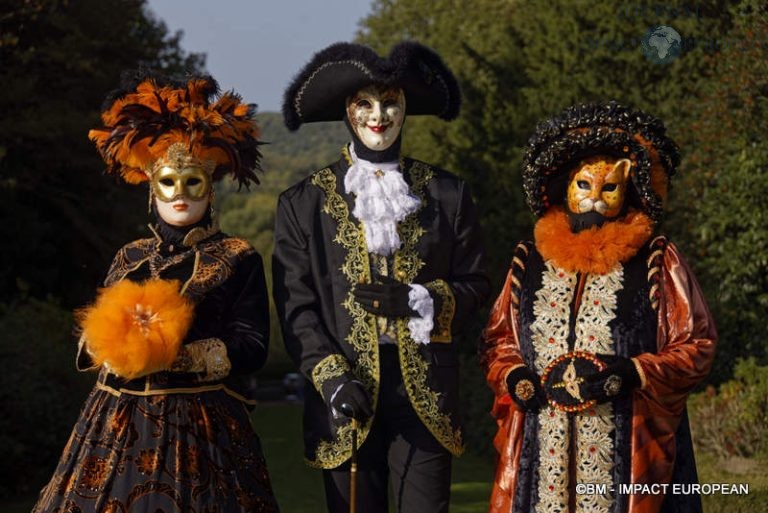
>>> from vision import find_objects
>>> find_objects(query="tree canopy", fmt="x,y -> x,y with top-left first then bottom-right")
0,0 -> 204,307
357,0 -> 767,375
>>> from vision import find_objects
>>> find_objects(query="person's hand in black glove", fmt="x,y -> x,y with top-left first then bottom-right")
506,366 -> 548,412
353,276 -> 416,318
582,354 -> 641,404
330,380 -> 374,422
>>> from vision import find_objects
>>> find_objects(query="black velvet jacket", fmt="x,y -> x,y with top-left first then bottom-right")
77,225 -> 270,403
272,149 -> 489,468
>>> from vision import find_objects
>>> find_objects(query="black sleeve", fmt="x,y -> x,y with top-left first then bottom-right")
272,192 -> 354,399
218,251 -> 270,374
428,179 -> 490,340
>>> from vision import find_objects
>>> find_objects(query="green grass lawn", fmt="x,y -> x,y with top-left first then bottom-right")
253,401 -> 494,513
7,402 -> 766,512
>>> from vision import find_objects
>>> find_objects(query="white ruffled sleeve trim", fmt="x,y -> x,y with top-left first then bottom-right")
407,284 -> 434,345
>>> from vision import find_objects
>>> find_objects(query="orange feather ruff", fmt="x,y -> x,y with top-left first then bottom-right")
79,279 -> 194,379
534,207 -> 654,274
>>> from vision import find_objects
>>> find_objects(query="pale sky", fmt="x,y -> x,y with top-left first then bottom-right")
146,0 -> 374,113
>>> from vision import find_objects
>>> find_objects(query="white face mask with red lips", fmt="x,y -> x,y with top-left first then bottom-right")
346,85 -> 406,152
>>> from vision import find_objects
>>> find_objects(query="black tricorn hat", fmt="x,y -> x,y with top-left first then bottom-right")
282,41 -> 461,131
521,101 -> 680,223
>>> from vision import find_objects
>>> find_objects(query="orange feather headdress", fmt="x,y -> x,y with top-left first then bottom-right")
89,71 -> 262,188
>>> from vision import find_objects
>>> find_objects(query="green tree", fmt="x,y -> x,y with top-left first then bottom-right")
359,0 -> 738,280
674,0 -> 768,378
0,0 -> 204,308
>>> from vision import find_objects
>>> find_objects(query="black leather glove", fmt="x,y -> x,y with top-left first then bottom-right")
330,380 -> 374,422
582,354 -> 641,404
353,279 -> 416,318
506,366 -> 548,412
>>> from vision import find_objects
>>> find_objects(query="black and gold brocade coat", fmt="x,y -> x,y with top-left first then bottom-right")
272,151 -> 489,468
78,228 -> 271,399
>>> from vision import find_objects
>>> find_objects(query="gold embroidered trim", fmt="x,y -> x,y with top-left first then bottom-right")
572,269 -> 622,513
172,338 -> 231,381
104,239 -> 154,286
75,334 -> 100,372
503,363 -> 527,394
94,380 -> 256,405
183,238 -> 254,300
104,237 -> 254,302
533,264 -> 623,513
425,279 -> 455,343
532,263 -> 576,512
308,167 -> 379,469
311,354 -> 351,399
182,219 -> 220,247
394,161 -> 464,456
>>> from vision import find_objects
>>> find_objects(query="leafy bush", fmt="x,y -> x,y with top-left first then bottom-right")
0,299 -> 95,498
459,353 -> 496,456
688,358 -> 768,460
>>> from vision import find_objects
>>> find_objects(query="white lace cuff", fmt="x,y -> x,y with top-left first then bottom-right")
407,284 -> 434,345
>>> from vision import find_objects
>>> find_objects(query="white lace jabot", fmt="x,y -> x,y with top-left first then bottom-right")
344,144 -> 421,256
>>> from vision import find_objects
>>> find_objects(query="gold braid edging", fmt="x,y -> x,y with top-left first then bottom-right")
308,168 -> 379,469
311,354 -> 351,399
395,161 -> 464,456
425,279 -> 455,343
178,338 -> 231,381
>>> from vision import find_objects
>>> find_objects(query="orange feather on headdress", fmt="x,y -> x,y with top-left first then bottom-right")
89,71 -> 262,188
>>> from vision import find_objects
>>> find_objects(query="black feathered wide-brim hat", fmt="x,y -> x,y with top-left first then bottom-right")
522,101 -> 680,223
283,41 -> 461,131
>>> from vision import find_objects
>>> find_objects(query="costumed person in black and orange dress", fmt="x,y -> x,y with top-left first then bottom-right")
481,102 -> 716,513
32,72 -> 280,513
273,42 -> 488,513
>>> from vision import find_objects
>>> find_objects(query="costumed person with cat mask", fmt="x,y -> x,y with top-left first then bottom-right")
273,42 -> 489,513
33,72 -> 280,512
481,102 -> 716,513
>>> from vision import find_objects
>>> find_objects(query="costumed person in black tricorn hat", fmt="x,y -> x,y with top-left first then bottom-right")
481,102 -> 716,513
33,72 -> 280,512
273,42 -> 489,513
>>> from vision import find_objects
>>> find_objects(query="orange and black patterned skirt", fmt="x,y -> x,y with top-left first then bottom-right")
32,386 -> 280,512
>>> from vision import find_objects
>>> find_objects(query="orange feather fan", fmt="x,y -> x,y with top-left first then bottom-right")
89,72 -> 262,188
79,279 -> 194,380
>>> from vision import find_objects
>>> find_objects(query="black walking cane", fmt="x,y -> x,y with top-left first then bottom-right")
340,403 -> 359,513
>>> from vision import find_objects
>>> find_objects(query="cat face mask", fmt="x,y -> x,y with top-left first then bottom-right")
567,157 -> 631,218
565,157 -> 631,232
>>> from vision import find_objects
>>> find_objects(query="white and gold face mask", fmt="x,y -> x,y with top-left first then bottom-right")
150,144 -> 212,202
567,157 -> 631,219
149,143 -> 213,226
346,85 -> 406,151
